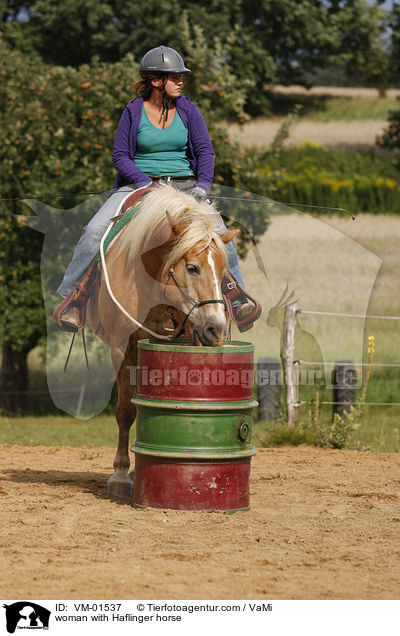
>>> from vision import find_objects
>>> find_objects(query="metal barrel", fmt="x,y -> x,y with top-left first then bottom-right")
131,339 -> 257,512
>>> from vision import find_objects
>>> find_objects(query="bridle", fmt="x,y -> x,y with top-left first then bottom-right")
164,266 -> 226,338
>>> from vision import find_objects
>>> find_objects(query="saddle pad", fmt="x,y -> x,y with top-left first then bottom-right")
97,200 -> 142,262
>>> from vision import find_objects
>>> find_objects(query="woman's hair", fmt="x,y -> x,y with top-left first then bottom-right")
134,72 -> 166,99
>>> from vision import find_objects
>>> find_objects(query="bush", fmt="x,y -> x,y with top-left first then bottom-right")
252,143 -> 400,214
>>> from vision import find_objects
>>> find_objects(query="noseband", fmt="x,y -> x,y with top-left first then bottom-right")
164,267 -> 226,338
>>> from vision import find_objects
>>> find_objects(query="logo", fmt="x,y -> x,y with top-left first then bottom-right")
3,603 -> 51,634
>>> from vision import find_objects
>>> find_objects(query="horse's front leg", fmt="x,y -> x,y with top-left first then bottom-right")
108,347 -> 137,498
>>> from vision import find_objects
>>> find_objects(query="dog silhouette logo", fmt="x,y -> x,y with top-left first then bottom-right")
3,602 -> 50,633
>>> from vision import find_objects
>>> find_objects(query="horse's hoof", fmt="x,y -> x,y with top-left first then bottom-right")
107,478 -> 133,498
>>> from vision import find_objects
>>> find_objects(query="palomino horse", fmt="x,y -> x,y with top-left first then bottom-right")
87,184 -> 238,497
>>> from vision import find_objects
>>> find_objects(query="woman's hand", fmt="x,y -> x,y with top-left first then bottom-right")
190,186 -> 207,199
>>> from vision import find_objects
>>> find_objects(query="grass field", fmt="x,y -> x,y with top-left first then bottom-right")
228,82 -> 400,451
237,212 -> 400,451
228,119 -> 389,151
0,414 -> 118,446
228,85 -> 399,151
269,86 -> 400,98
268,85 -> 400,120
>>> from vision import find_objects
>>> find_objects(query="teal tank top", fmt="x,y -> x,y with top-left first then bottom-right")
134,105 -> 195,177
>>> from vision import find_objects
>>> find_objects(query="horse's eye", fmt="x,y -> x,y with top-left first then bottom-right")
186,263 -> 200,274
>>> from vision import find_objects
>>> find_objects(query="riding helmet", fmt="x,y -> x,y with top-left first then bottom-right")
139,46 -> 191,75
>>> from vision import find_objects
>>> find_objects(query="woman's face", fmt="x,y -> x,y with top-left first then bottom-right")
152,73 -> 184,98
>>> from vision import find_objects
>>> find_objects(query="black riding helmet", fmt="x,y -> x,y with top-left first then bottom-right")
139,46 -> 191,121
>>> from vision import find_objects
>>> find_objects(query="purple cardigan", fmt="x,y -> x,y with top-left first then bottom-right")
112,96 -> 214,193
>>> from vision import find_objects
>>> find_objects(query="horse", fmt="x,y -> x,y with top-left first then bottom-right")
86,184 -> 239,497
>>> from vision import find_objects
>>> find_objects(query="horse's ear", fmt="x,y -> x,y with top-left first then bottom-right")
166,210 -> 180,236
219,229 -> 240,243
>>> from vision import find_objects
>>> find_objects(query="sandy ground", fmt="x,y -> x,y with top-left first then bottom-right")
1,444 -> 399,600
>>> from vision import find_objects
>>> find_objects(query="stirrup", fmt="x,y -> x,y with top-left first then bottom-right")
53,259 -> 98,333
53,297 -> 88,333
221,273 -> 262,332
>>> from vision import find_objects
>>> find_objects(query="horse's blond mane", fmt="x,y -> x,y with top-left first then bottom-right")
114,184 -> 228,269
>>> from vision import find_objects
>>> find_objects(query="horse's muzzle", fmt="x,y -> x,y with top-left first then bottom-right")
192,313 -> 227,347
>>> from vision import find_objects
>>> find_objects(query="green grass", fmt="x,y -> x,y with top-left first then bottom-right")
0,415 -> 122,446
296,367 -> 400,452
239,209 -> 400,452
355,408 -> 400,451
254,369 -> 400,453
252,365 -> 400,453
267,93 -> 398,121
1,367 -> 398,453
1,406 -> 398,452
254,409 -> 400,452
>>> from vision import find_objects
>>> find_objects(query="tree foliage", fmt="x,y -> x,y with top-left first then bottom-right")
1,0 -> 389,107
378,2 -> 400,161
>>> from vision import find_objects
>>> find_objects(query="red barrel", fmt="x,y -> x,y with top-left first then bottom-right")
131,339 -> 257,512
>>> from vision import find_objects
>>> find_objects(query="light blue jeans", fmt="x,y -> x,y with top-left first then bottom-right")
57,181 -> 245,298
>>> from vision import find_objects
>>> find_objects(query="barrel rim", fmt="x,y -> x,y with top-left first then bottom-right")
131,445 -> 258,459
132,397 -> 259,410
138,338 -> 254,353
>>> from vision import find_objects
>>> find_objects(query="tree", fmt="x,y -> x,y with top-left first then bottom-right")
331,0 -> 390,96
388,2 -> 400,85
376,2 -> 400,163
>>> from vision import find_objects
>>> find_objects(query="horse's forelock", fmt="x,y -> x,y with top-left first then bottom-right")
167,220 -> 228,270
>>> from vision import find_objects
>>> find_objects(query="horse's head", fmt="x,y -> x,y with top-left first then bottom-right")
164,210 -> 238,346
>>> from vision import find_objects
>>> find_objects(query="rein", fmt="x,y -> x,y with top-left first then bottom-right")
164,267 -> 226,338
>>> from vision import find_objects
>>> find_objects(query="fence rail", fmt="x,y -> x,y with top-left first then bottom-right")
298,309 -> 400,320
297,360 -> 400,368
281,304 -> 400,426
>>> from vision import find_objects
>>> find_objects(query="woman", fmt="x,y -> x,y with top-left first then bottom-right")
54,45 -> 258,332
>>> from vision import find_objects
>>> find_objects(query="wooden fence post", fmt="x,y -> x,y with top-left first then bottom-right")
281,303 -> 298,428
